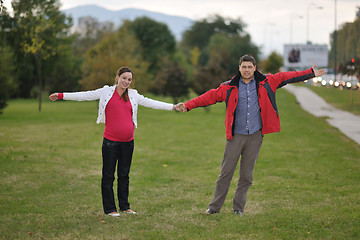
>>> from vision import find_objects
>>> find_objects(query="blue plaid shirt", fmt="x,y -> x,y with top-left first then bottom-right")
234,77 -> 262,135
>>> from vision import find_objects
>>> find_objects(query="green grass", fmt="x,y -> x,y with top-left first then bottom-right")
305,84 -> 360,115
1,90 -> 359,239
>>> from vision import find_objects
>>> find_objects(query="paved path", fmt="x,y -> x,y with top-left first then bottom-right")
285,85 -> 360,145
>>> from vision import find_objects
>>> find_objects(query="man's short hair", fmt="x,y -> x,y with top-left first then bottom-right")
239,54 -> 256,66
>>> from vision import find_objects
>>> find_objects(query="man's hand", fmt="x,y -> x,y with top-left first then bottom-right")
312,65 -> 326,77
175,103 -> 187,112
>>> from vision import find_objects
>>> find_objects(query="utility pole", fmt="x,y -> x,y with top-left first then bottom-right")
334,0 -> 337,82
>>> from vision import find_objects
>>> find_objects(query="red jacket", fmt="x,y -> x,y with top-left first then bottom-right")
185,68 -> 315,139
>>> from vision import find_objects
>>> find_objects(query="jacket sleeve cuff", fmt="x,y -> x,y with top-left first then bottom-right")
184,102 -> 191,112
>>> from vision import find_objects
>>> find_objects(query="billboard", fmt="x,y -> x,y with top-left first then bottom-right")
284,44 -> 328,68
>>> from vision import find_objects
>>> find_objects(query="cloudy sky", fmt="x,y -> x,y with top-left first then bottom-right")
4,0 -> 359,56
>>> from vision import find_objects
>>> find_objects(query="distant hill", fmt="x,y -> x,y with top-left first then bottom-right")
62,4 -> 194,40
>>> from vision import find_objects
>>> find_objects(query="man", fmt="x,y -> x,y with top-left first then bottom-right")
178,54 -> 325,215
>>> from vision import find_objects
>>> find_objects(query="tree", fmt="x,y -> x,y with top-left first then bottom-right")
190,46 -> 201,67
46,34 -> 82,93
80,27 -> 150,93
0,45 -> 17,114
153,59 -> 189,104
0,9 -> 16,113
260,51 -> 283,74
181,14 -> 259,83
191,48 -> 231,113
125,17 -> 176,75
192,50 -> 231,97
182,15 -> 246,52
338,58 -> 360,76
72,16 -> 114,57
10,0 -> 73,100
22,12 -> 59,111
329,7 -> 360,70
206,33 -> 259,75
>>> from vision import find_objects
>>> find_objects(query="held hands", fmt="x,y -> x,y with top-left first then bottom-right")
174,103 -> 187,112
49,93 -> 59,101
312,65 -> 326,77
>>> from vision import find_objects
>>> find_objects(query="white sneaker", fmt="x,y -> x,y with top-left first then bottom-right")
107,212 -> 120,217
122,209 -> 136,214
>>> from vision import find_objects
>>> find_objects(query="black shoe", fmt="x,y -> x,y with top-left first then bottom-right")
234,210 -> 243,216
204,209 -> 219,215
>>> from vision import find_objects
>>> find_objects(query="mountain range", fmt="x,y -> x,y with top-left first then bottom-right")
62,4 -> 194,40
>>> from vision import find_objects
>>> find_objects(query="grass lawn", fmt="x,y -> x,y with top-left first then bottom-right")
305,84 -> 360,115
0,89 -> 359,239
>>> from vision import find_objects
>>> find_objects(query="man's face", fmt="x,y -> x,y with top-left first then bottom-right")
239,61 -> 256,80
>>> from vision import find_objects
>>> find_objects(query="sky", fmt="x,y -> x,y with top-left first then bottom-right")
3,0 -> 359,56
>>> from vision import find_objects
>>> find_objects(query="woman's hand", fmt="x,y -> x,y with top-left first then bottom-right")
175,103 -> 187,112
49,93 -> 59,101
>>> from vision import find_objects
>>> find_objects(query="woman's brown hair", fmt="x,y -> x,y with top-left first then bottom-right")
115,67 -> 133,102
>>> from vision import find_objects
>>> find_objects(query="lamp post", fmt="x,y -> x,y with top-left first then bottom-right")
269,30 -> 280,54
334,0 -> 337,82
290,15 -> 303,43
306,3 -> 323,44
263,22 -> 276,56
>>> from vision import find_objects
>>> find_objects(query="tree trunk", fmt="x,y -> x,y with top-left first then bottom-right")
37,54 -> 42,112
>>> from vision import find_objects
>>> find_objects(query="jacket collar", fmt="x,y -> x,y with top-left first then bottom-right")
229,69 -> 266,86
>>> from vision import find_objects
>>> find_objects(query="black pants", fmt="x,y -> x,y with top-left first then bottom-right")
101,138 -> 134,214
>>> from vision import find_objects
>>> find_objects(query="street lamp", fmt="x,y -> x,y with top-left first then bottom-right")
290,15 -> 303,43
263,22 -> 276,56
334,0 -> 337,81
270,30 -> 280,53
306,3 -> 323,43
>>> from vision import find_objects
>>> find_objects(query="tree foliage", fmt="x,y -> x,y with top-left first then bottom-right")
0,45 -> 17,113
182,15 -> 259,91
8,0 -> 74,98
191,48 -> 231,112
125,17 -> 176,74
338,58 -> 360,77
46,35 -> 82,93
0,10 -> 15,112
72,17 -> 114,57
191,51 -> 230,112
260,51 -> 283,74
207,33 -> 259,75
182,15 -> 245,52
329,8 -> 360,71
153,59 -> 189,103
80,27 -> 150,92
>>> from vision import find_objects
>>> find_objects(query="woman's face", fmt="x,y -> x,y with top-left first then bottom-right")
116,72 -> 133,90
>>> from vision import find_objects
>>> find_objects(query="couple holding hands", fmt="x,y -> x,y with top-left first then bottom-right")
49,54 -> 325,216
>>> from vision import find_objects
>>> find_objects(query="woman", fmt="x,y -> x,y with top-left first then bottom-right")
49,67 -> 178,217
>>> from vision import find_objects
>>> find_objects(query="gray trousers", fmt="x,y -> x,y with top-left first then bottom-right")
208,131 -> 263,212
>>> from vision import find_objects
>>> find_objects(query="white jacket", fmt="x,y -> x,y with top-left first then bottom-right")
63,85 -> 174,128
